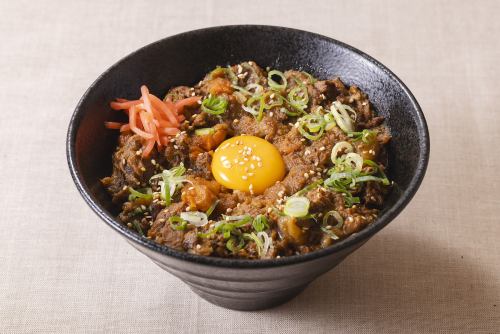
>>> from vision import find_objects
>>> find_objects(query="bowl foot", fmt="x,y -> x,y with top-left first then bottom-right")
187,283 -> 308,311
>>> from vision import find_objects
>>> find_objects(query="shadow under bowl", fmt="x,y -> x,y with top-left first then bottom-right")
67,25 -> 429,311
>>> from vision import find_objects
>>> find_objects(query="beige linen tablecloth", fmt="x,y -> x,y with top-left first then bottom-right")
1,0 -> 499,332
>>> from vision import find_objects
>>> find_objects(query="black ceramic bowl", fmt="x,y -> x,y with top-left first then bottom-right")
67,25 -> 429,311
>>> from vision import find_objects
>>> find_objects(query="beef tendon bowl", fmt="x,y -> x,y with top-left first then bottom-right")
101,61 -> 392,260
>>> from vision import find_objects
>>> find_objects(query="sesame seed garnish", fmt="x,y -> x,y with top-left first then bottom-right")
248,61 -> 255,65
267,207 -> 272,213
170,138 -> 175,143
121,158 -> 126,165
300,138 -> 306,142
197,100 -> 202,105
257,162 -> 263,167
188,186 -> 194,191
304,149 -> 310,155
127,223 -> 133,228
196,244 -> 201,249
135,150 -> 142,156
319,146 -> 326,151
304,172 -> 309,179
140,167 -> 146,172
191,92 -> 196,96
239,161 -> 244,165
222,161 -> 232,168
269,112 -> 274,117
288,122 -> 294,127
320,94 -> 326,100
233,119 -> 239,123
226,207 -> 233,213
242,175 -> 248,180
185,206 -> 191,211
173,145 -> 179,149
122,185 -> 128,191
248,172 -> 254,176
250,164 -> 255,169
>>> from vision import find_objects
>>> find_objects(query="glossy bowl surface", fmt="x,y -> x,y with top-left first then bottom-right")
67,25 -> 429,310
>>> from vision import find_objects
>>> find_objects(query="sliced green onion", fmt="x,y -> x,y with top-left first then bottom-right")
301,71 -> 316,84
201,95 -> 228,115
294,179 -> 324,197
322,210 -> 344,229
297,114 -> 326,140
150,163 -> 187,206
283,196 -> 310,218
180,211 -> 208,227
267,70 -> 287,91
243,95 -> 263,118
348,129 -> 377,143
128,187 -> 153,202
321,226 -> 340,240
226,237 -> 244,253
257,231 -> 272,256
344,153 -> 364,172
252,215 -> 269,232
206,200 -> 219,217
131,220 -> 145,236
329,101 -> 356,133
210,66 -> 238,85
280,106 -> 302,117
243,232 -> 264,256
169,216 -> 188,231
331,141 -> 354,162
194,127 -> 215,136
262,91 -> 284,110
354,175 -> 390,185
287,85 -> 309,111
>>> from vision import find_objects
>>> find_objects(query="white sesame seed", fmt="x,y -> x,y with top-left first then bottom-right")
304,149 -> 310,155
269,112 -> 274,117
319,146 -> 326,151
135,150 -> 142,156
196,244 -> 201,249
173,145 -> 179,149
257,162 -> 263,167
304,173 -> 309,179
239,161 -> 244,165
191,92 -> 196,96
300,138 -> 306,142
140,167 -> 146,172
242,175 -> 248,180
237,64 -> 243,74
185,206 -> 191,211
151,159 -> 156,165
197,100 -> 202,105
250,164 -> 255,169
248,172 -> 254,176
233,119 -> 239,123
122,185 -> 128,191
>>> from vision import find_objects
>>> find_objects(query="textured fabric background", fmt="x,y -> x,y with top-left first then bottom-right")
1,0 -> 499,333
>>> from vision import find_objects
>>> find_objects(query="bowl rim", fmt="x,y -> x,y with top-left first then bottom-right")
66,24 -> 430,269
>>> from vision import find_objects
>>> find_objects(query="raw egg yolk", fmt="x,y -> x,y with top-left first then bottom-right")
211,135 -> 286,194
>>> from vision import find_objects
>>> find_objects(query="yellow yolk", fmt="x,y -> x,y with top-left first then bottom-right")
211,135 -> 286,194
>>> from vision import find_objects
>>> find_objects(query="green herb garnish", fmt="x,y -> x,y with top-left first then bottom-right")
201,94 -> 228,115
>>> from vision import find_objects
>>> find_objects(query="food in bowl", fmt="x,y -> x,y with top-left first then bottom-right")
101,61 -> 392,259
